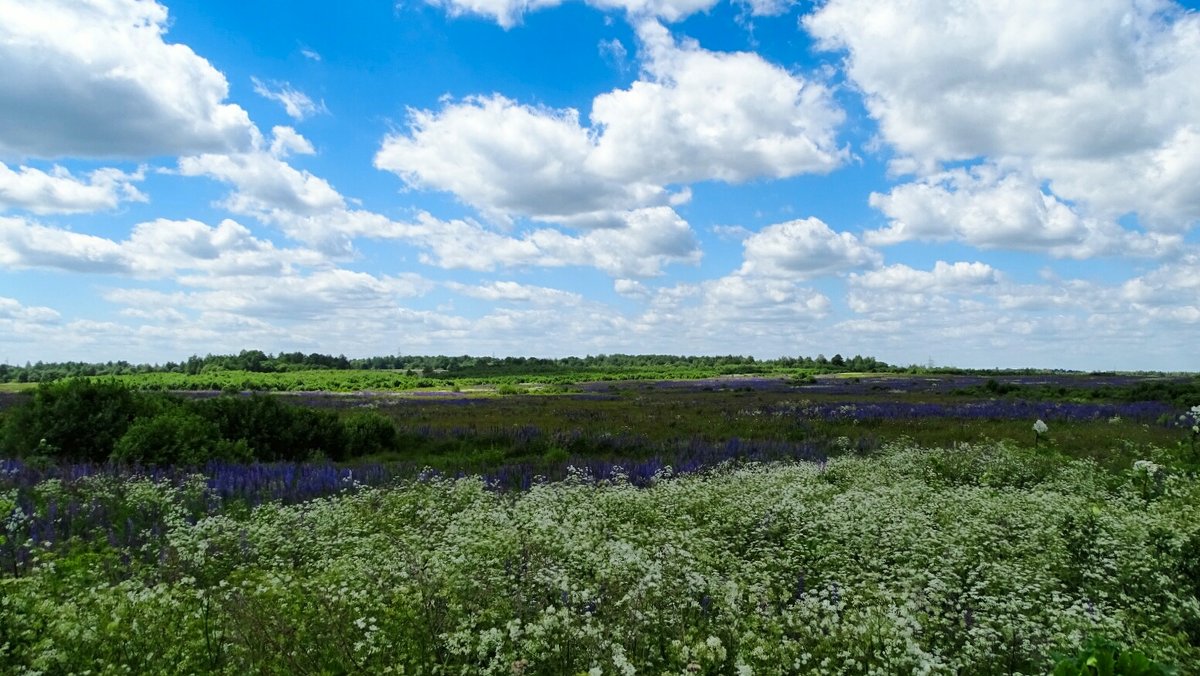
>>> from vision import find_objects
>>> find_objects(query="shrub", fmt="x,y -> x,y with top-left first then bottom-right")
112,408 -> 225,466
0,379 -> 151,461
343,411 -> 397,457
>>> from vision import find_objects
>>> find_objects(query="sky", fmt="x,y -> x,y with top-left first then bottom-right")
1,0 -> 1199,371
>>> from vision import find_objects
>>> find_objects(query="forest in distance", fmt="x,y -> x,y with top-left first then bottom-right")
0,350 -> 895,384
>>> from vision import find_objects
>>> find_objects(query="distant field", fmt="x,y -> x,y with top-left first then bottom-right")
91,365 -> 816,392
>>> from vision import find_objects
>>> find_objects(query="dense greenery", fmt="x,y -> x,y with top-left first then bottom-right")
2,374 -> 1198,472
2,443 -> 1197,673
0,351 -> 891,384
0,380 -> 393,465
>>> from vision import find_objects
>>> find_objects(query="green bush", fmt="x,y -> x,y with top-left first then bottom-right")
343,411 -> 397,457
112,408 -> 229,466
1052,637 -> 1175,675
0,379 -> 152,461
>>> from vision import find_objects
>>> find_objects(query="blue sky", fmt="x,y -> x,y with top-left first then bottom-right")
1,0 -> 1199,370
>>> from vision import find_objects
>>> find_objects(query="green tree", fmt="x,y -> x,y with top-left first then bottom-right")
0,379 -> 150,461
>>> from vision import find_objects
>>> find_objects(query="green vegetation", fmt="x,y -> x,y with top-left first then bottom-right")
2,369 -> 1198,673
2,443 -> 1198,673
0,380 -> 396,465
0,351 -> 890,386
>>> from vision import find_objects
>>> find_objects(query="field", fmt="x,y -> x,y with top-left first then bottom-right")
2,370 -> 1199,674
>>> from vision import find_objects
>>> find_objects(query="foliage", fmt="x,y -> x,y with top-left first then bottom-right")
112,407 -> 247,466
0,379 -> 150,461
0,351 -> 891,384
0,383 -> 399,466
1052,637 -> 1177,675
1,443 -> 1197,673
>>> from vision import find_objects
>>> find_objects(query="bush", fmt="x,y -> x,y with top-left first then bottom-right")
343,411 -> 397,457
112,408 -> 225,466
0,379 -> 152,461
191,393 -> 350,462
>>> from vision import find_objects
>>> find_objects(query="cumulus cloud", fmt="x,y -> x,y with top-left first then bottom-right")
0,0 -> 253,158
177,121 -> 703,275
805,0 -> 1200,232
393,207 -> 701,277
376,95 -> 655,223
0,216 -> 324,277
446,280 -> 584,304
252,78 -> 326,120
376,21 -> 844,223
0,163 -> 145,214
0,296 -> 60,324
846,261 -> 1000,315
179,134 -> 342,219
866,166 -> 1182,258
738,217 -> 880,278
177,127 -> 365,251
852,261 -> 1000,294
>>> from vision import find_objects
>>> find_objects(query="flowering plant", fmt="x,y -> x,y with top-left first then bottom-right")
1033,419 -> 1048,447
1181,405 -> 1200,456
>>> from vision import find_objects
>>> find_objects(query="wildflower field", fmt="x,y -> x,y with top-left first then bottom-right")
2,371 -> 1199,674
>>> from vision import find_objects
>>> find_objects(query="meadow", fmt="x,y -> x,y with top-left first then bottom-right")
2,368 -> 1199,674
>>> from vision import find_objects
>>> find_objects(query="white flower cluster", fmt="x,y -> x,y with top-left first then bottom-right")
2,443 -> 1198,672
1182,405 -> 1200,434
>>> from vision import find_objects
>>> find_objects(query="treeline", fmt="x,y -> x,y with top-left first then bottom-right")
0,351 -> 893,383
0,380 -> 397,465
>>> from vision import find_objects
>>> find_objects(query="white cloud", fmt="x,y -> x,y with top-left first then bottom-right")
738,217 -> 880,278
446,280 -> 584,304
805,0 -> 1200,232
851,261 -> 1000,294
252,78 -> 326,120
178,127 -> 349,245
421,0 -> 722,28
174,269 -> 431,318
0,216 -> 127,273
0,296 -> 62,352
376,22 -> 843,222
588,20 -> 845,185
422,0 -> 566,29
268,126 -> 316,158
178,122 -> 702,275
866,166 -> 1182,258
846,261 -> 1000,315
614,278 -> 650,298
0,216 -> 324,276
0,162 -> 145,214
394,207 -> 701,277
0,296 -> 60,324
0,0 -> 253,158
376,95 -> 654,223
